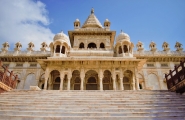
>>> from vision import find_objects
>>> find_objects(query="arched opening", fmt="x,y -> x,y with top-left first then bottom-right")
24,73 -> 37,90
85,70 -> 98,90
148,73 -> 160,90
119,46 -> 122,54
86,77 -> 97,90
74,77 -> 81,90
123,45 -> 128,53
71,70 -> 81,90
55,45 -> 60,53
88,43 -> 97,48
123,70 -> 133,90
138,74 -> 145,90
61,46 -> 65,54
41,84 -> 44,89
100,43 -> 105,48
79,42 -> 84,48
103,70 -> 112,90
53,77 -> 60,90
49,70 -> 60,90
123,77 -> 130,90
139,84 -> 142,89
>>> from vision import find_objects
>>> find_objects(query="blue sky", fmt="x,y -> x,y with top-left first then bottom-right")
0,0 -> 185,50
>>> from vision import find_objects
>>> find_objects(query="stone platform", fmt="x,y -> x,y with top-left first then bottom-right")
0,90 -> 185,120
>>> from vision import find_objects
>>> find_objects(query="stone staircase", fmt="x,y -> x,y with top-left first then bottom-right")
0,90 -> 185,120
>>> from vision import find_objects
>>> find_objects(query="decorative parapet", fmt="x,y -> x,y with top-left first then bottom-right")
0,51 -> 50,56
0,50 -> 184,57
133,50 -> 185,57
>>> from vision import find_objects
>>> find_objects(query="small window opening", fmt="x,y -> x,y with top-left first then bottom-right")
100,43 -> 105,48
55,45 -> 60,53
88,43 -> 97,48
79,43 -> 84,48
139,84 -> 142,89
61,46 -> 65,54
119,46 -> 122,54
123,45 -> 128,53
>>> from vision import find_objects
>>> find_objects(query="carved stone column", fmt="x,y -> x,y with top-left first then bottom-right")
120,68 -> 124,90
60,76 -> 64,90
44,77 -> 48,90
136,78 -> 140,90
99,69 -> 103,91
120,78 -> 123,90
100,77 -> 103,91
67,78 -> 70,90
44,68 -> 49,90
80,77 -> 84,90
132,83 -> 135,90
80,68 -> 85,90
112,78 -> 116,90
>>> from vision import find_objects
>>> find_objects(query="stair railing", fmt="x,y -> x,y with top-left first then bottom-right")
165,59 -> 185,93
0,60 -> 18,89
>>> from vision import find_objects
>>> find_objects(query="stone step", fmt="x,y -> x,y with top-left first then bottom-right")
0,101 -> 185,106
1,108 -> 185,112
1,104 -> 185,109
0,100 -> 184,105
0,111 -> 185,117
0,90 -> 185,119
0,115 -> 184,120
4,95 -> 181,98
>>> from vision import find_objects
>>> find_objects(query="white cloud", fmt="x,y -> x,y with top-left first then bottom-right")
0,0 -> 54,50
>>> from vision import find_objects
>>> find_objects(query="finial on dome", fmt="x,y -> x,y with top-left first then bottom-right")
91,8 -> 94,14
60,30 -> 63,33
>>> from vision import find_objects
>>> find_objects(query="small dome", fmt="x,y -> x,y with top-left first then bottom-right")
53,31 -> 70,45
116,31 -> 130,43
75,19 -> 80,22
105,19 -> 109,22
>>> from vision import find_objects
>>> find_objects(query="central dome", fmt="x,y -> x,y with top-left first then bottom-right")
116,31 -> 130,43
53,31 -> 70,45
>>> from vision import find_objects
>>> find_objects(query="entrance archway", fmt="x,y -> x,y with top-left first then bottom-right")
103,70 -> 113,90
86,77 -> 97,90
74,77 -> 80,90
49,70 -> 60,90
123,70 -> 133,90
71,70 -> 81,90
53,77 -> 60,90
85,70 -> 98,90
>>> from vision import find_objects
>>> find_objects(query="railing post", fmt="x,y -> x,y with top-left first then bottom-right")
169,70 -> 175,87
9,71 -> 13,87
13,75 -> 18,89
2,66 -> 8,83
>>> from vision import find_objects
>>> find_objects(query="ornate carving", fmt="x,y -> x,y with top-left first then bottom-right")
162,42 -> 170,52
136,41 -> 144,52
175,42 -> 183,52
40,42 -> 48,52
1,42 -> 9,53
149,41 -> 157,52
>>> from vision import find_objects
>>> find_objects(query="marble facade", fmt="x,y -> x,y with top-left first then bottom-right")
0,9 -> 184,91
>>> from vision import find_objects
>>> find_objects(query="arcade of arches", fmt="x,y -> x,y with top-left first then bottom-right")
44,69 -> 139,90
